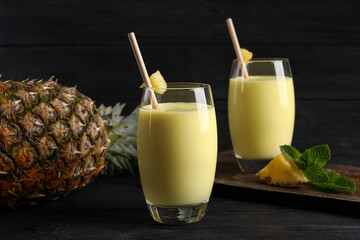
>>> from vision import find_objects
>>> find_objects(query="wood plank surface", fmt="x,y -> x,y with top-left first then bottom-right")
215,150 -> 360,207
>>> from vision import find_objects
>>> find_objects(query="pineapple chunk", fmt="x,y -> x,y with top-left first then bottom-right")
241,48 -> 253,62
139,70 -> 167,94
256,153 -> 309,187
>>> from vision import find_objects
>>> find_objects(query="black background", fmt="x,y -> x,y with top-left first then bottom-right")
0,1 -> 359,162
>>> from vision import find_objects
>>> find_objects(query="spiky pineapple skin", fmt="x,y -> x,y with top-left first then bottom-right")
0,77 -> 109,206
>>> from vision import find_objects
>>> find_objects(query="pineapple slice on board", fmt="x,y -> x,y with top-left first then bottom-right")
139,70 -> 167,94
256,153 -> 309,187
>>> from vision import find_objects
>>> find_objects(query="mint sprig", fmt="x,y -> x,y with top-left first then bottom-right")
280,145 -> 356,194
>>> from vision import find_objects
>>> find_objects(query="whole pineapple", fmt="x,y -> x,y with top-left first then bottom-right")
0,76 -> 109,206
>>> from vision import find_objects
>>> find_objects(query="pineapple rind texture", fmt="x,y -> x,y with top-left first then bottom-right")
0,77 -> 108,206
256,153 -> 309,187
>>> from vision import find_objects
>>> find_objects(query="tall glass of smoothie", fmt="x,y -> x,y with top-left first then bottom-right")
228,59 -> 295,173
138,82 -> 217,224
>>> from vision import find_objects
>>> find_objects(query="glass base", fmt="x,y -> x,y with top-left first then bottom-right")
146,200 -> 209,225
236,155 -> 270,173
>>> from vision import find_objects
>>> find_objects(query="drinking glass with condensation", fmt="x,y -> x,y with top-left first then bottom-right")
137,83 -> 218,224
228,59 -> 295,173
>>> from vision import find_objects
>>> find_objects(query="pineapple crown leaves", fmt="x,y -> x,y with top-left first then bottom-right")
98,103 -> 139,175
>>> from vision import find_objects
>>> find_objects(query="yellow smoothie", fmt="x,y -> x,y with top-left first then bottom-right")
228,76 -> 295,160
137,102 -> 217,207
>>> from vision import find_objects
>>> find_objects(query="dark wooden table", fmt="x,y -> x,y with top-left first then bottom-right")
1,172 -> 360,240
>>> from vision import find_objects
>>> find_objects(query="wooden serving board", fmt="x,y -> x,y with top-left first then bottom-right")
215,150 -> 360,206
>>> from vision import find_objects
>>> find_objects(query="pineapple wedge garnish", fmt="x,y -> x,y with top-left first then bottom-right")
256,153 -> 309,187
140,70 -> 167,94
241,48 -> 253,62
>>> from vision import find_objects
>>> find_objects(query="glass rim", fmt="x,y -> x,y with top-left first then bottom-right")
143,82 -> 211,91
232,57 -> 290,64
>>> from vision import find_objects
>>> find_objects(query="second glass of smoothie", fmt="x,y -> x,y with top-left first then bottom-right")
228,58 -> 295,173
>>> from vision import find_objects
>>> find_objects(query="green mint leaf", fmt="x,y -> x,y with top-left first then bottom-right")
280,145 -> 302,160
309,169 -> 356,194
303,164 -> 329,184
302,144 -> 331,168
280,145 -> 306,170
304,165 -> 356,194
325,170 -> 356,194
278,144 -> 356,194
